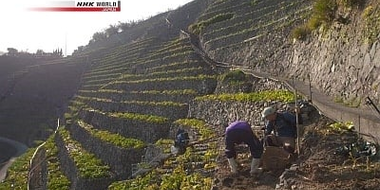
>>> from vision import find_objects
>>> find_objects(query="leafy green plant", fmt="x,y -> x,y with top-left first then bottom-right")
291,25 -> 311,41
174,119 -> 215,140
106,75 -> 215,86
155,138 -> 174,154
109,111 -> 169,124
45,135 -> 71,190
134,89 -> 197,95
109,117 -> 217,189
329,121 -> 354,132
218,69 -> 246,83
362,5 -> 380,44
291,0 -> 367,41
78,120 -> 146,149
195,90 -> 295,103
59,128 -> 111,179
313,0 -> 337,24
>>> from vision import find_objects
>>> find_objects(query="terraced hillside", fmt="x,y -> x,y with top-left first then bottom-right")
0,32 -> 220,188
0,56 -> 89,145
192,0 -> 312,68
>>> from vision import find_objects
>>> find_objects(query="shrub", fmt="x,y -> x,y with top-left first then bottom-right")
218,69 -> 246,83
361,5 -> 380,44
313,0 -> 337,24
291,25 -> 311,41
307,16 -> 323,30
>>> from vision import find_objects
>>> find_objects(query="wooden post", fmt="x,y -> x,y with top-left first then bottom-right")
293,78 -> 300,154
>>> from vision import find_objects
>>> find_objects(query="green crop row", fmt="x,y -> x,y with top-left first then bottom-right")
131,89 -> 198,95
132,50 -> 194,68
119,67 -> 205,81
82,73 -> 122,81
106,75 -> 216,85
108,118 -> 217,189
203,0 -> 292,38
195,90 -> 296,103
77,95 -> 186,107
45,135 -> 71,190
108,111 -> 169,124
77,120 -> 146,149
174,119 -> 215,140
216,7 -> 311,51
146,60 -> 200,72
59,128 -> 111,179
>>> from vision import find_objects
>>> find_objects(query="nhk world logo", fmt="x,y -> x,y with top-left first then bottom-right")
29,1 -> 121,12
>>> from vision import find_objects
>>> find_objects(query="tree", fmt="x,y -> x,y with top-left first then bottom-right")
89,31 -> 107,44
36,49 -> 44,56
7,47 -> 18,56
105,24 -> 119,37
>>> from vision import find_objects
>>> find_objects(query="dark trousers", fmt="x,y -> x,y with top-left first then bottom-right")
225,129 -> 263,159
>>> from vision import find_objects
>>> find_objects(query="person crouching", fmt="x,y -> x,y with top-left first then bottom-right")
225,121 -> 263,175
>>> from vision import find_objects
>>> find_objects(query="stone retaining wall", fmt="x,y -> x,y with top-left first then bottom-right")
80,110 -> 171,143
69,123 -> 145,180
79,91 -> 196,103
54,133 -> 114,190
108,78 -> 217,94
189,99 -> 264,127
84,101 -> 188,120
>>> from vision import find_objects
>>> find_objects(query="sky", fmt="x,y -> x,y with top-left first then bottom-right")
1,0 -> 193,56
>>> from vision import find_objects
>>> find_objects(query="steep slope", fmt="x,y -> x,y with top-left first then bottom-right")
192,0 -> 379,108
0,56 -> 89,145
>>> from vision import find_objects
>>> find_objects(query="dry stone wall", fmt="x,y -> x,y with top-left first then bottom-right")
80,110 -> 171,143
54,134 -> 113,190
107,78 -> 217,94
189,99 -> 265,128
69,123 -> 145,180
83,100 -> 188,120
288,22 -> 380,106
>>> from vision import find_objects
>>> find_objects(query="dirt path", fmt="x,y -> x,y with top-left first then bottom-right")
211,114 -> 380,190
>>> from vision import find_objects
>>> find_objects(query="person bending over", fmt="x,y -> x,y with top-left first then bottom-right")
225,121 -> 263,175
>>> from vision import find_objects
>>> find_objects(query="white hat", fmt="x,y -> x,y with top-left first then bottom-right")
261,106 -> 275,118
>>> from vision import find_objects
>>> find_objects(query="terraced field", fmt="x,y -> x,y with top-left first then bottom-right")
0,30 -> 221,188
2,0 -> 349,189
193,0 -> 313,66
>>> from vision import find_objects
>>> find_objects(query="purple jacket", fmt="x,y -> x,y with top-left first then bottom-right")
225,121 -> 263,159
225,121 -> 252,133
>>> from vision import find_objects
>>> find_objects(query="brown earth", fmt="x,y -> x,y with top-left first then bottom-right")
212,114 -> 380,190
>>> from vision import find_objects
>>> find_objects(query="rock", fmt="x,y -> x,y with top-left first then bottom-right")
222,177 -> 234,187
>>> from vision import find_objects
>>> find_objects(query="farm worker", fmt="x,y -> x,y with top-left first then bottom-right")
262,106 -> 297,153
225,121 -> 263,175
